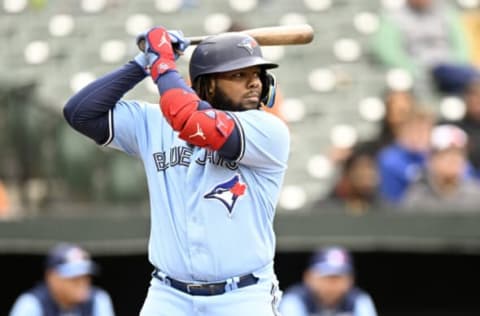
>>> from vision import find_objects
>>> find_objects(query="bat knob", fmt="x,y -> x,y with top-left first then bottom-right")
136,39 -> 181,55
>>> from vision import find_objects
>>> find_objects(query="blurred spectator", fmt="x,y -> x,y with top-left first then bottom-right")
377,107 -> 435,204
327,89 -> 416,172
321,148 -> 381,215
451,80 -> 480,177
279,247 -> 378,316
9,243 -> 115,316
403,124 -> 480,212
372,0 -> 479,94
371,88 -> 417,151
0,180 -> 10,218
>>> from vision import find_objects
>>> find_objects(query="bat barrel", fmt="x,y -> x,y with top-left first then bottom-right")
136,24 -> 314,51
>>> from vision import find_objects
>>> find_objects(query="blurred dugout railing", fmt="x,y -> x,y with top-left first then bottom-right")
1,211 -> 480,254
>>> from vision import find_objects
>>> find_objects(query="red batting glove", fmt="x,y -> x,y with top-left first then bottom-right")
143,27 -> 177,82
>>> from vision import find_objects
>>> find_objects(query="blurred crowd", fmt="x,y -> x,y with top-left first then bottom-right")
317,0 -> 480,215
1,0 -> 480,218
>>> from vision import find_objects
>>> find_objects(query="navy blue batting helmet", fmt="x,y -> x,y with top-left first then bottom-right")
189,33 -> 278,107
189,33 -> 278,82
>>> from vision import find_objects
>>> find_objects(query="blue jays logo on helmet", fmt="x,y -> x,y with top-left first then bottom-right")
237,38 -> 258,55
204,174 -> 247,214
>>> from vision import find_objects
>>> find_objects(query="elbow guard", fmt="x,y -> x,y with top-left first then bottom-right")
160,88 -> 235,150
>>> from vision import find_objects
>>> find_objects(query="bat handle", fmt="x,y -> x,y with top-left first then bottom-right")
137,39 -> 146,52
136,38 -> 182,53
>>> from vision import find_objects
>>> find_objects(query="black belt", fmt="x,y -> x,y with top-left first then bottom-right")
152,269 -> 259,296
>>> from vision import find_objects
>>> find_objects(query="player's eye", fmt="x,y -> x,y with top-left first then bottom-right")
231,72 -> 244,79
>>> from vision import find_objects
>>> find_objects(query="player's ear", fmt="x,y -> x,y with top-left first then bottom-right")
261,72 -> 276,108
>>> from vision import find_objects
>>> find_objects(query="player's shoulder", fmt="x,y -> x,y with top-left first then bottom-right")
284,283 -> 308,296
92,287 -> 113,304
10,293 -> 42,316
234,108 -> 286,123
350,286 -> 375,303
116,99 -> 158,114
92,287 -> 111,298
115,100 -> 166,126
231,109 -> 289,135
15,292 -> 40,304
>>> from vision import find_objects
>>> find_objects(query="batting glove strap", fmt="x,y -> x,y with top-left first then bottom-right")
133,53 -> 150,74
144,27 -> 177,82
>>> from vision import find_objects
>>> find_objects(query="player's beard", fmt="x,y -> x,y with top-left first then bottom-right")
211,86 -> 259,112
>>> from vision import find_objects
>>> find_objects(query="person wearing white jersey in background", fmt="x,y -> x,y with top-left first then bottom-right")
63,26 -> 289,315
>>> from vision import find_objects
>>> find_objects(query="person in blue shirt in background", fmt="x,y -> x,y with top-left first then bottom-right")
9,243 -> 115,316
377,107 -> 434,204
279,246 -> 377,316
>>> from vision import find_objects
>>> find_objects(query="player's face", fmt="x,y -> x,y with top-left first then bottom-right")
212,66 -> 263,111
47,271 -> 92,307
305,271 -> 353,307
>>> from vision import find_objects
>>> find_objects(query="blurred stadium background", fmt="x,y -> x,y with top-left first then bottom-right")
1,0 -> 480,315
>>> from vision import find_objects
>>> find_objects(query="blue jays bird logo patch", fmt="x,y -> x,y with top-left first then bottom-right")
237,38 -> 258,55
204,174 -> 247,214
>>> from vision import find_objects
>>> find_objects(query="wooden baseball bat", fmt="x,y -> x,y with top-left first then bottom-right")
137,24 -> 314,51
189,24 -> 314,45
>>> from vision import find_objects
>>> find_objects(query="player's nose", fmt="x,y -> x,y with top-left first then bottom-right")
247,76 -> 261,89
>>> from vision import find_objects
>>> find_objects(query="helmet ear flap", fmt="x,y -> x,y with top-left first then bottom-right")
261,72 -> 277,108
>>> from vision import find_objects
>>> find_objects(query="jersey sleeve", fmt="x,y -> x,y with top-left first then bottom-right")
9,294 -> 42,316
229,110 -> 290,172
278,292 -> 309,316
92,289 -> 116,316
107,100 -> 155,156
354,293 -> 378,316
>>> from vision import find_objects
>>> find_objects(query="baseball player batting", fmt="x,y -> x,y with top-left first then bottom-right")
64,26 -> 289,315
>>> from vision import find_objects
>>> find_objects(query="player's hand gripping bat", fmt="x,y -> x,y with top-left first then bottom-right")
137,24 -> 314,52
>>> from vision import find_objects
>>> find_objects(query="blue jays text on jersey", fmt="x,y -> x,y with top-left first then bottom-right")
153,146 -> 239,172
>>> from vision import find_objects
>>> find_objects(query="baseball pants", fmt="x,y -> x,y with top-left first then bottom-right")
140,268 -> 282,316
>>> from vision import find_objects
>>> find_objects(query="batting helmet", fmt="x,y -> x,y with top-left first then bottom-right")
189,33 -> 278,107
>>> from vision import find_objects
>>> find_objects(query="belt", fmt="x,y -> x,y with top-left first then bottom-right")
152,269 -> 259,296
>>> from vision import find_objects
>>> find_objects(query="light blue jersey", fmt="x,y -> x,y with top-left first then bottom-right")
107,100 -> 290,282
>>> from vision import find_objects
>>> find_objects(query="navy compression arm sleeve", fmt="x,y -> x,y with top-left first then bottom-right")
63,61 -> 147,145
157,71 -> 242,160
